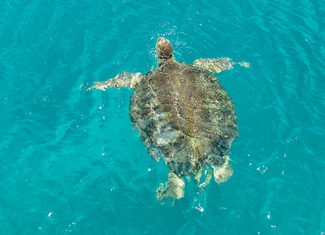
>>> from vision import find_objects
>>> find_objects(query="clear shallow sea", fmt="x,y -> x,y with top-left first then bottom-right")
0,0 -> 324,234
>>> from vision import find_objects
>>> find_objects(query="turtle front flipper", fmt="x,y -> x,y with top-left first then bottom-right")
193,58 -> 250,73
87,72 -> 143,91
156,170 -> 185,203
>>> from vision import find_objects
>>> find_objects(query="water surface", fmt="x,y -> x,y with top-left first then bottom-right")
0,0 -> 324,234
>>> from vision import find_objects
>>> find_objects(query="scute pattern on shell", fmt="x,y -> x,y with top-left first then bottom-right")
129,59 -> 238,176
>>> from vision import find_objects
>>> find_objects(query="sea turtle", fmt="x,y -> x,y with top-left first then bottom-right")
87,37 -> 249,202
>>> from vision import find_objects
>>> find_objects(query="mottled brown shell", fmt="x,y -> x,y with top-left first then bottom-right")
129,59 -> 238,175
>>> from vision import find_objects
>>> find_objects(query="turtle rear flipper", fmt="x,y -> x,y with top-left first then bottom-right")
87,72 -> 143,91
213,156 -> 234,184
156,170 -> 185,203
193,58 -> 250,73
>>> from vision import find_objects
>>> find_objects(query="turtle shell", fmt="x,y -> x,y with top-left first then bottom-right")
129,59 -> 238,176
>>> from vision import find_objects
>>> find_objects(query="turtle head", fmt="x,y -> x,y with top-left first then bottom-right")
156,37 -> 173,60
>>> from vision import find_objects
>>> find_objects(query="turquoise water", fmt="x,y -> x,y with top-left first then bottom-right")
1,0 -> 324,234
